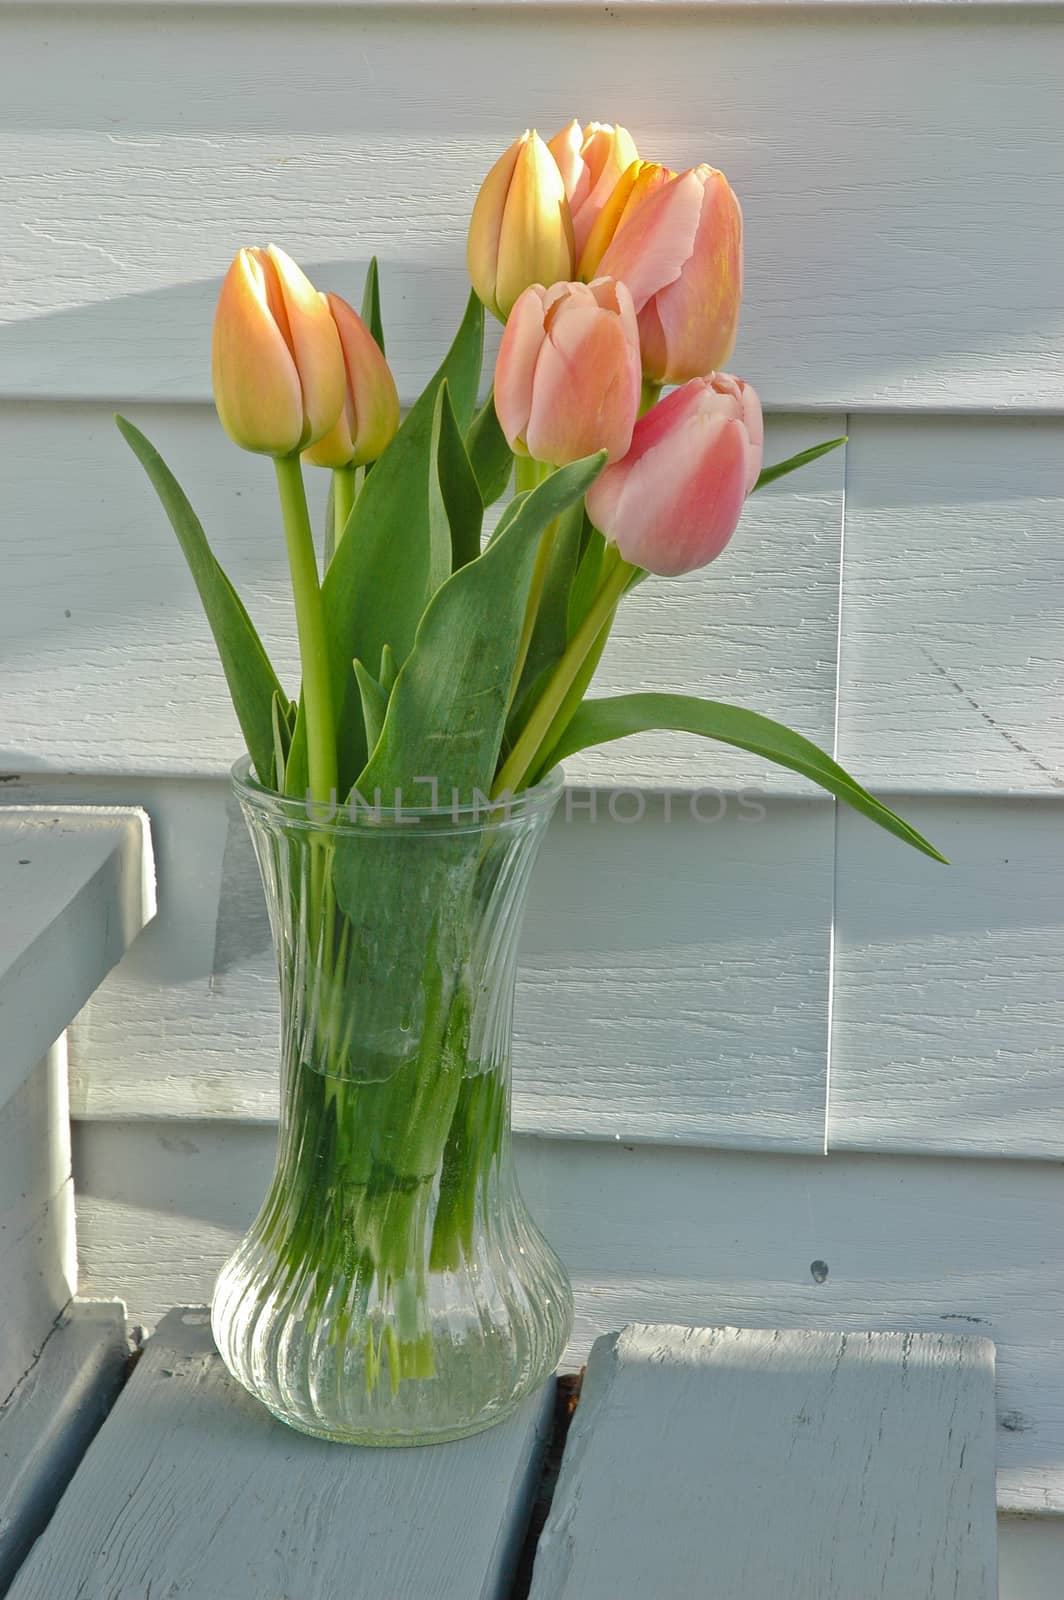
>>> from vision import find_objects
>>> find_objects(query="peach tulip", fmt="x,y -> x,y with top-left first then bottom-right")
467,130 -> 574,322
548,120 -> 639,260
597,164 -> 742,385
585,374 -> 762,576
494,278 -> 642,466
211,245 -> 345,456
302,294 -> 400,468
578,160 -> 676,280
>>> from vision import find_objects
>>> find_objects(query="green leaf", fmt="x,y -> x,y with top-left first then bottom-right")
291,291 -> 486,794
429,381 -> 483,578
270,690 -> 295,791
544,693 -> 948,863
322,474 -> 337,568
360,256 -> 385,355
356,452 -> 607,802
567,523 -> 606,640
753,436 -> 847,492
466,391 -> 513,507
379,642 -> 397,695
353,659 -> 388,757
115,415 -> 285,785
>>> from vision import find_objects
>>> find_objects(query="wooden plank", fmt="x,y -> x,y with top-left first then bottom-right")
0,404 -> 842,785
70,1125 -> 1064,1515
0,1301 -> 127,1594
529,1322 -> 997,1598
1,9 -> 1060,411
0,1048 -> 75,1401
7,1307 -> 552,1600
20,776 -> 832,1151
828,797 -> 1064,1161
837,416 -> 1064,795
0,805 -> 156,1108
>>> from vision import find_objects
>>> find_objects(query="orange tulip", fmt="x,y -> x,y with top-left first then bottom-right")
548,120 -> 639,261
585,374 -> 762,576
211,245 -> 345,456
302,294 -> 400,469
597,165 -> 743,385
494,278 -> 642,466
578,160 -> 676,280
467,131 -> 574,321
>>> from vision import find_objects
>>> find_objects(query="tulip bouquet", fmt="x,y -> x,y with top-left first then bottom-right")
117,122 -> 941,1434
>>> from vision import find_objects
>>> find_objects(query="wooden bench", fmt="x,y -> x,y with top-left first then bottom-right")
5,1313 -> 997,1598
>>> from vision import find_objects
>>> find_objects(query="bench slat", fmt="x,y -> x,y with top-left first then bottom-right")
530,1323 -> 997,1599
7,1307 -> 551,1600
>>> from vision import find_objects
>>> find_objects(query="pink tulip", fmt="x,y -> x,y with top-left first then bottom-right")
597,164 -> 742,385
494,278 -> 642,466
585,374 -> 763,576
548,121 -> 639,261
302,293 -> 400,468
211,245 -> 345,456
578,159 -> 676,281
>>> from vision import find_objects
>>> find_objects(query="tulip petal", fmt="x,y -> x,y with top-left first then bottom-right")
525,304 -> 639,464
653,169 -> 743,381
467,136 -> 524,318
332,293 -> 401,466
495,132 -> 574,319
212,249 -> 304,455
596,412 -> 749,576
597,169 -> 703,312
547,119 -> 587,206
493,284 -> 549,451
267,244 -> 346,448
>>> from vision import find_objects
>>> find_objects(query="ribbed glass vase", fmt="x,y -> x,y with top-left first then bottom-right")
211,759 -> 572,1445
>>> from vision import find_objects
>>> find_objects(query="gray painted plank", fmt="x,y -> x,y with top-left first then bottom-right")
0,1048 -> 75,1402
0,806 -> 155,1110
71,1128 -> 1064,1516
0,1301 -> 127,1594
530,1322 -> 997,1599
7,1308 -> 552,1600
1,9 -> 1060,411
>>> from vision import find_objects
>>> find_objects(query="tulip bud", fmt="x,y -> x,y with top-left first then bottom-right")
548,120 -> 640,260
578,159 -> 676,280
597,164 -> 743,385
494,278 -> 642,467
467,130 -> 574,322
585,374 -> 763,576
302,294 -> 400,469
211,245 -> 346,456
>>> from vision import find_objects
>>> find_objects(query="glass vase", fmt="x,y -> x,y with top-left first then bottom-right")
211,759 -> 572,1446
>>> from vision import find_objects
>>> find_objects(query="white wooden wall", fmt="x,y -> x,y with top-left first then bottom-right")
2,0 -> 1063,1588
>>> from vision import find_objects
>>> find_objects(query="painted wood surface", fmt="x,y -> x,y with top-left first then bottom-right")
530,1322 -> 997,1598
7,1307 -> 551,1600
830,797 -> 1064,1159
837,417 -> 1064,796
70,1125 -> 1064,1517
0,1048 -> 75,1403
1,7 -> 1060,412
15,776 -> 831,1152
998,1519 -> 1064,1600
0,403 -> 842,786
0,806 -> 155,1107
0,1301 -> 127,1594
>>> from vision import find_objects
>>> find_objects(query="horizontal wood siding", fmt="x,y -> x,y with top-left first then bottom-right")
0,7 -> 1061,410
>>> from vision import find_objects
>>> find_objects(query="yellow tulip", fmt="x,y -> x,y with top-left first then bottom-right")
467,130 -> 574,321
211,245 -> 345,456
578,160 -> 676,280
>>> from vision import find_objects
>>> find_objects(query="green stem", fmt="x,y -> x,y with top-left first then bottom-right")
332,465 -> 358,554
640,379 -> 663,416
493,548 -> 634,797
274,454 -> 337,805
506,457 -> 556,708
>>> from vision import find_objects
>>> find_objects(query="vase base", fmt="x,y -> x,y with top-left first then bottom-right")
259,1385 -> 547,1448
